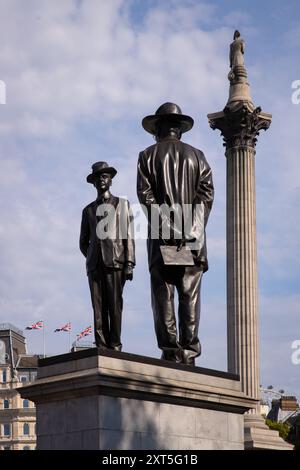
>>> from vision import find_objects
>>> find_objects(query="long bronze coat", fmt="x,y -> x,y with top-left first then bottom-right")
80,194 -> 135,273
137,136 -> 214,271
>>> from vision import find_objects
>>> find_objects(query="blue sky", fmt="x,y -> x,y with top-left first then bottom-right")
0,0 -> 299,399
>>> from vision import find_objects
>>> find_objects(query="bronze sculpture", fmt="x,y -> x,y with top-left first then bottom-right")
80,162 -> 135,351
137,103 -> 214,365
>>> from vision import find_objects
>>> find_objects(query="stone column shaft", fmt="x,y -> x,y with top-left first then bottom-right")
226,146 -> 260,406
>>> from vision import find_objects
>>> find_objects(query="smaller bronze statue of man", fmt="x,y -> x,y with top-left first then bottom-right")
80,162 -> 135,351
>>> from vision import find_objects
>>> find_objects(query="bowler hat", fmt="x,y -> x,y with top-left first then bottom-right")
86,161 -> 117,184
142,102 -> 194,135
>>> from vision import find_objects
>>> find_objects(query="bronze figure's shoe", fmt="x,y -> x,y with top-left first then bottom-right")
161,350 -> 182,363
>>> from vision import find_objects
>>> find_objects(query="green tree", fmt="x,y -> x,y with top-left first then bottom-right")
265,419 -> 291,441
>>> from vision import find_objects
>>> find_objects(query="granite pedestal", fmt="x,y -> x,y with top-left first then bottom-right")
20,348 -> 256,450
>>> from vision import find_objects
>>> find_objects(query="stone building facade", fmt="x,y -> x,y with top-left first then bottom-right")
0,323 -> 38,450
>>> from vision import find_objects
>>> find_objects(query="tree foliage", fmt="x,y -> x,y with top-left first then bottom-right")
265,419 -> 291,441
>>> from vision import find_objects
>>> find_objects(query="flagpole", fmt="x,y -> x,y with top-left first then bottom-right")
43,320 -> 45,358
68,320 -> 71,352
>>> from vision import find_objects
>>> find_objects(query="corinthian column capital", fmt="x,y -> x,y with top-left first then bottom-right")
208,103 -> 272,151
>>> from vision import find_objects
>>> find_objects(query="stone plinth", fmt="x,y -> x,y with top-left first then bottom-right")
19,348 -> 255,450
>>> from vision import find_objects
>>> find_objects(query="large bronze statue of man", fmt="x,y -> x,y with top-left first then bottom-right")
80,161 -> 135,351
137,103 -> 214,365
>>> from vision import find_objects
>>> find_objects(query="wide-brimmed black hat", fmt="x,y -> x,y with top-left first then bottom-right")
142,102 -> 194,135
86,161 -> 117,184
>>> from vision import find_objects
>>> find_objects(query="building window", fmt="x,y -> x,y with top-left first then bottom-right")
23,446 -> 30,450
3,424 -> 11,436
31,372 -> 37,381
20,375 -> 28,383
3,446 -> 11,450
23,399 -> 29,408
3,399 -> 9,409
23,423 -> 29,435
2,370 -> 7,383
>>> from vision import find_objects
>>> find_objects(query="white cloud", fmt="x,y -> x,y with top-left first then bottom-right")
0,0 -> 232,137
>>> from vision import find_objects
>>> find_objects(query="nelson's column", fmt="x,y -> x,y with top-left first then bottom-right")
208,31 -> 292,450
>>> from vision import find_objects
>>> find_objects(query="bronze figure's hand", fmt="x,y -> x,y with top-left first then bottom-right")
124,264 -> 134,281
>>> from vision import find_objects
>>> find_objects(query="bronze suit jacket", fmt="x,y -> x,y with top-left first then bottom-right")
80,194 -> 135,274
137,136 -> 214,271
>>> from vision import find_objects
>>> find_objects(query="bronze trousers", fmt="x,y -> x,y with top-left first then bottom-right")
150,263 -> 203,362
88,265 -> 125,350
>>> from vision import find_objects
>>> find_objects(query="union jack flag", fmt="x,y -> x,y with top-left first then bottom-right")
54,322 -> 71,332
76,326 -> 92,340
25,320 -> 43,330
